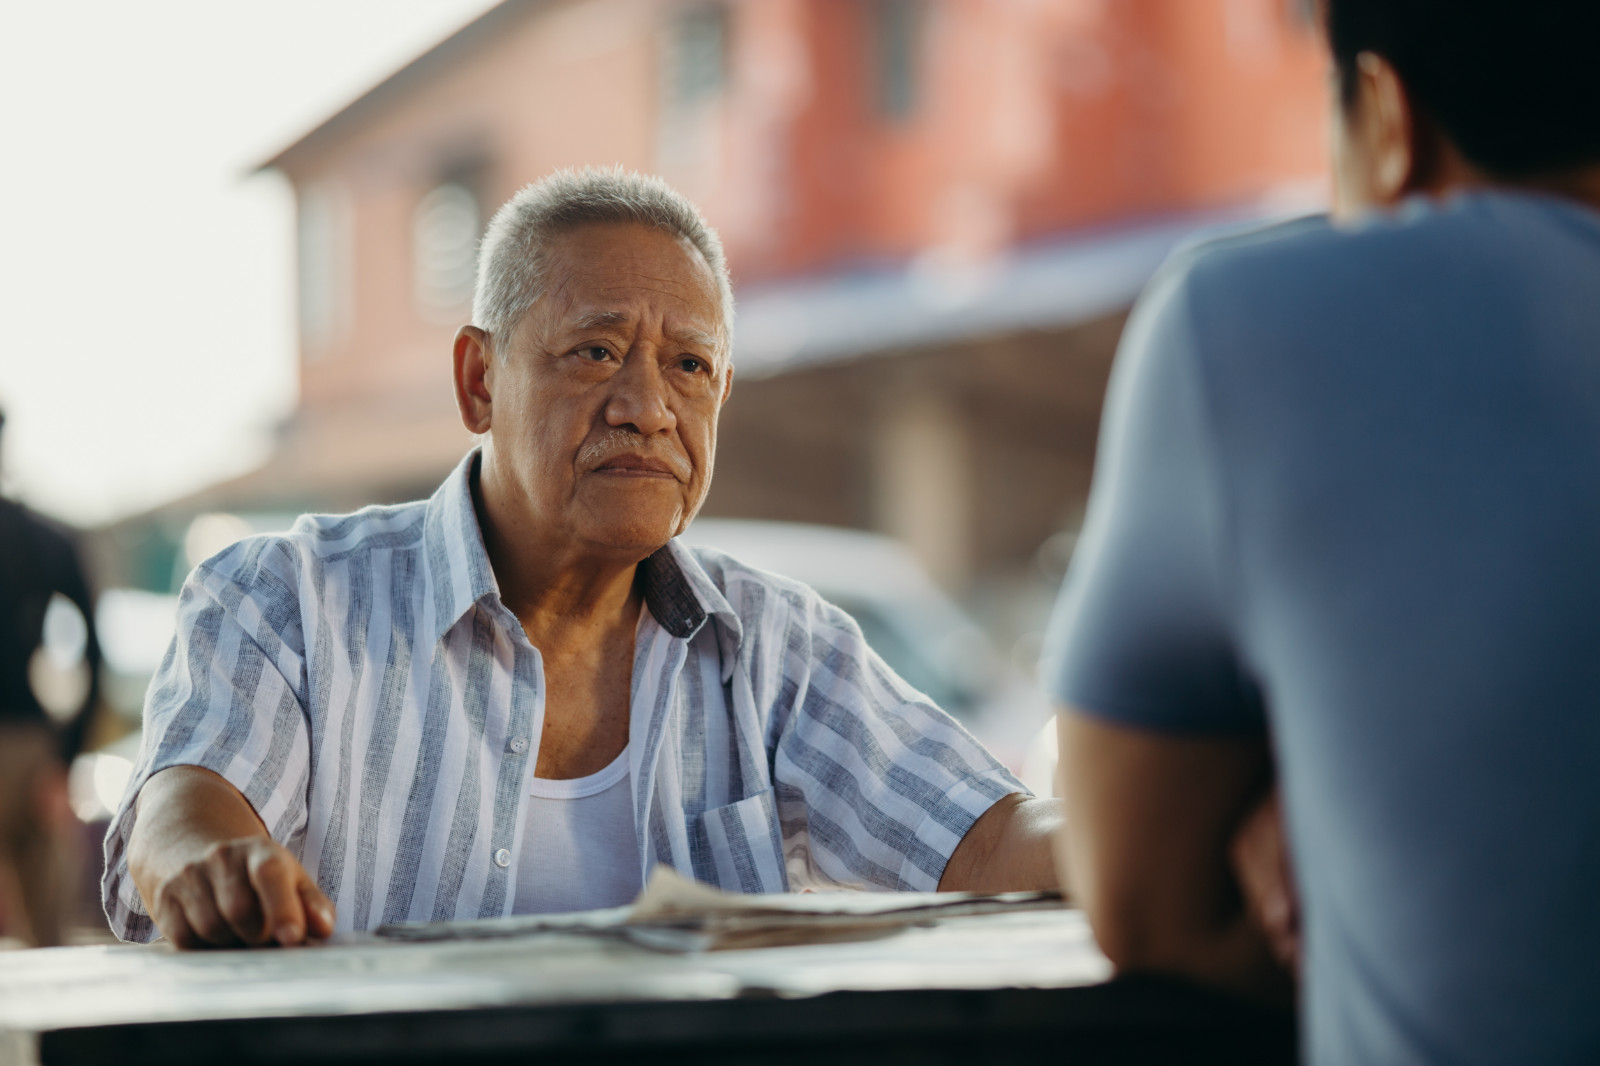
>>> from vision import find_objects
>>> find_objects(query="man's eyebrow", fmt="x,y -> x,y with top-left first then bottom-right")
666,326 -> 721,352
571,309 -> 631,331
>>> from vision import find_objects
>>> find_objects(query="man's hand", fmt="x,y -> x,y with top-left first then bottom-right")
1229,787 -> 1299,973
147,835 -> 334,949
128,766 -> 334,948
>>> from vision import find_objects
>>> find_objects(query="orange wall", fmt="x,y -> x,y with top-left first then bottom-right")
281,0 -> 1329,408
739,0 -> 1328,279
285,0 -> 662,412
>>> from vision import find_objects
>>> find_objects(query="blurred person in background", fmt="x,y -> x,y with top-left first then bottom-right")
1043,0 -> 1600,1062
105,168 -> 1060,950
0,716 -> 74,947
1,409 -> 99,946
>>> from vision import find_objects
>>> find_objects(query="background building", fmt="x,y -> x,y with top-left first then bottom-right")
96,0 -> 1328,648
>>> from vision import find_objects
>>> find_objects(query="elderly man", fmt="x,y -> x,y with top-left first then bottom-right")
105,168 -> 1058,947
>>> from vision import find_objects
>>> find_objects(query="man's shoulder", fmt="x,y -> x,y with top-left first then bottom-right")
678,542 -> 844,631
1161,212 -> 1351,312
1170,195 -> 1558,326
194,500 -> 429,595
285,500 -> 430,556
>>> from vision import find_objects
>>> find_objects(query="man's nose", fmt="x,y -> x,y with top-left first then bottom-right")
604,352 -> 676,436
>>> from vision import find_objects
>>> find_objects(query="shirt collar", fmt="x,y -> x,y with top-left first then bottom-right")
646,538 -> 745,682
423,450 -> 502,645
423,449 -> 745,670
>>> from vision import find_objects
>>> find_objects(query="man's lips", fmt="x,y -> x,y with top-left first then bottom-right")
592,454 -> 683,479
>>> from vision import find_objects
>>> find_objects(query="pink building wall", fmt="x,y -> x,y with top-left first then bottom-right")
275,0 -> 1327,413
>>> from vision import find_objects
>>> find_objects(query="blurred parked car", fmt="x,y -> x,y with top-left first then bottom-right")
683,519 -> 1051,776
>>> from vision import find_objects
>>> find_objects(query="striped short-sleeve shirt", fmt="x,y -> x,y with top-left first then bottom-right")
103,452 -> 1024,941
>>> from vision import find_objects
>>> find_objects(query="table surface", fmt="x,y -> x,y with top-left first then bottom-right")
0,907 -> 1295,1065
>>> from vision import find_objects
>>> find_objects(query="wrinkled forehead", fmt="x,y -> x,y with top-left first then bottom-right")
542,222 -> 724,324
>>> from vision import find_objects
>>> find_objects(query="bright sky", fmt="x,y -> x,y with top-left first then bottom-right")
0,0 -> 500,526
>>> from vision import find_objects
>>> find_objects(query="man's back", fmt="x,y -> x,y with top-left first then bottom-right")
1048,190 -> 1600,1061
1214,192 -> 1600,1061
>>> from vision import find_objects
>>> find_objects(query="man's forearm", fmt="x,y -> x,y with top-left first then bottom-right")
1056,710 -> 1289,1001
938,793 -> 1062,893
127,766 -> 269,905
127,765 -> 334,947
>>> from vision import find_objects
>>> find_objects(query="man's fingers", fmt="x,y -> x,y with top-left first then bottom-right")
1229,790 -> 1300,971
170,879 -> 237,947
145,835 -> 327,950
210,861 -> 270,946
297,875 -> 336,939
157,900 -> 200,950
245,844 -> 308,945
1268,926 -> 1300,972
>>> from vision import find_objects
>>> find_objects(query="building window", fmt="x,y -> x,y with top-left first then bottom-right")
671,3 -> 728,107
872,0 -> 925,122
412,181 -> 480,322
1286,0 -> 1318,31
297,182 -> 352,354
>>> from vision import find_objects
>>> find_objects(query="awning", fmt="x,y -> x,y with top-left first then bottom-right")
732,200 -> 1315,379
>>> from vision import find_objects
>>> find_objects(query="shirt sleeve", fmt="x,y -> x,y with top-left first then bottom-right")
101,538 -> 312,943
771,597 -> 1027,892
1040,255 -> 1264,735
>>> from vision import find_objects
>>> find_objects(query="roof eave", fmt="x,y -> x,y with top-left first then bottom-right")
254,0 -> 542,175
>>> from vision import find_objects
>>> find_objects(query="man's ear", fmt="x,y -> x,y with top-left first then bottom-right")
1357,52 -> 1422,204
453,326 -> 494,434
718,360 -> 734,406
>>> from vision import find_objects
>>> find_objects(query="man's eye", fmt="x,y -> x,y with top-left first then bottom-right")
680,356 -> 705,373
578,346 -> 611,362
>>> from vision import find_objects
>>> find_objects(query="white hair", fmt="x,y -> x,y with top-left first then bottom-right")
472,166 -> 734,357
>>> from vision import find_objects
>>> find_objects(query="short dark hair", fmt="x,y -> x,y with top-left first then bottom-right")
1325,0 -> 1600,178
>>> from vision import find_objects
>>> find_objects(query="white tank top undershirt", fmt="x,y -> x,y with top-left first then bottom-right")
510,745 -> 643,915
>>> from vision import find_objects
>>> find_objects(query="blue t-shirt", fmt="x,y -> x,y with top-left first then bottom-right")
1043,191 -> 1600,1065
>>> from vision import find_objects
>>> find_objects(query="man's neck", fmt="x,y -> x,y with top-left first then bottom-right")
1422,151 -> 1600,213
1512,166 -> 1600,213
470,461 -> 647,650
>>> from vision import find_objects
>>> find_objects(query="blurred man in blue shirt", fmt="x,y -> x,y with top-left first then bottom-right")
1043,1 -> 1600,1062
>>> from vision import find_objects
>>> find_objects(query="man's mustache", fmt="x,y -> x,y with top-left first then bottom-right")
577,429 -> 692,480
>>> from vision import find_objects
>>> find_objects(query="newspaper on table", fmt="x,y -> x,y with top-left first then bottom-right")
377,865 -> 1063,952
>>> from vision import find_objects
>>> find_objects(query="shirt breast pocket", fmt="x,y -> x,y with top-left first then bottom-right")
701,788 -> 788,894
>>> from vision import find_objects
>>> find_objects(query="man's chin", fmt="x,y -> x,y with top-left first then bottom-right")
574,514 -> 682,557
576,486 -> 694,556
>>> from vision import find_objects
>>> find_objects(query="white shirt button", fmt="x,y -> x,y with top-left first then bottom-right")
507,736 -> 528,754
493,848 -> 511,868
